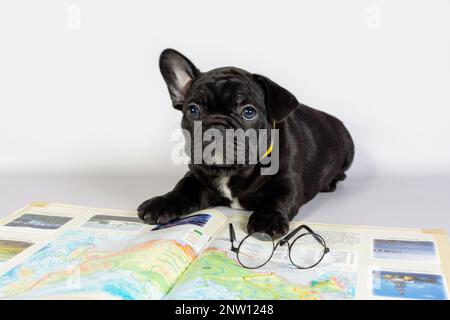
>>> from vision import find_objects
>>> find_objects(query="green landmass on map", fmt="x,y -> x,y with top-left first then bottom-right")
0,230 -> 196,300
167,249 -> 355,300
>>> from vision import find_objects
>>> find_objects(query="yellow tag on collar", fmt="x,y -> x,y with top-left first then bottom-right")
261,144 -> 273,159
261,121 -> 276,160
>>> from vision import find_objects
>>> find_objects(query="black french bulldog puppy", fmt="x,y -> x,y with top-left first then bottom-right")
138,49 -> 354,238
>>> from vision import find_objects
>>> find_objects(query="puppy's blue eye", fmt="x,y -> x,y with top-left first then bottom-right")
242,105 -> 257,120
187,104 -> 200,119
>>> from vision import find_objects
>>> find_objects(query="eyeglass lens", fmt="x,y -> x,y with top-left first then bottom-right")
237,231 -> 326,269
237,232 -> 274,269
289,233 -> 326,268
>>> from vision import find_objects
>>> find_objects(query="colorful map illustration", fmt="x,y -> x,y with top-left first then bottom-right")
0,229 -> 196,299
165,249 -> 356,300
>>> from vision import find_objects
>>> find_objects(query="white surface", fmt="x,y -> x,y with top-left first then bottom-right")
1,0 -> 450,177
1,174 -> 449,235
0,2 -> 449,236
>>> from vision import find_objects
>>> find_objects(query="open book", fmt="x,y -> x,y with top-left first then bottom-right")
0,202 -> 449,300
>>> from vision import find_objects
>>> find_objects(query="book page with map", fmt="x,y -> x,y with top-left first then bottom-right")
165,214 -> 450,300
1,203 -> 449,300
0,203 -> 228,300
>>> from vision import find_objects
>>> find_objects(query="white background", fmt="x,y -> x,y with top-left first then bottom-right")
0,1 -> 449,231
1,0 -> 449,177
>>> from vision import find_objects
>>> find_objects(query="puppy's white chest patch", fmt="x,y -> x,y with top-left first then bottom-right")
216,176 -> 243,210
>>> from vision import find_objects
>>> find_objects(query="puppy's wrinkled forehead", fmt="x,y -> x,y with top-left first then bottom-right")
160,49 -> 299,123
188,67 -> 264,111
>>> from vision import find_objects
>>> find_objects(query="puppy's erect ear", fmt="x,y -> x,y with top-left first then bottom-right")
159,49 -> 200,110
253,74 -> 299,122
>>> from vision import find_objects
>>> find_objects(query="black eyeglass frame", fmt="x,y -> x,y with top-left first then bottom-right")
229,223 -> 330,270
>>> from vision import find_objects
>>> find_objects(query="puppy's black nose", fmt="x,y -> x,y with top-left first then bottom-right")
202,115 -> 236,131
203,124 -> 227,134
202,124 -> 226,148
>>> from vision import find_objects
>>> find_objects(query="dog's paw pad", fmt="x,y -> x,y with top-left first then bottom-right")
137,196 -> 179,225
247,211 -> 290,238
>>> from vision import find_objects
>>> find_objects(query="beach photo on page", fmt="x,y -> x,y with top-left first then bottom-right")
0,239 -> 33,262
372,270 -> 448,300
372,239 -> 438,261
82,215 -> 144,232
4,214 -> 72,230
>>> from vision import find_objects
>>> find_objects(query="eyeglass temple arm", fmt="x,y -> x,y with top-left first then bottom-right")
280,225 -> 326,247
229,223 -> 238,252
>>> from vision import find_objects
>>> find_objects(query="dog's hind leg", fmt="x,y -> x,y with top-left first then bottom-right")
322,124 -> 354,193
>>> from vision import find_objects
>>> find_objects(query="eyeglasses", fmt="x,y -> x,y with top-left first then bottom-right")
229,223 -> 329,269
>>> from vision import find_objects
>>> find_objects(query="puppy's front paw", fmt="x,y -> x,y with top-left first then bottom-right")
247,211 -> 290,238
137,196 -> 180,225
